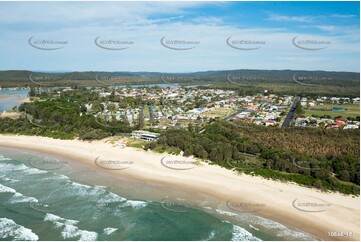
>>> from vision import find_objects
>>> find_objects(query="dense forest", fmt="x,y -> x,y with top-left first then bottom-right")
232,122 -> 359,158
145,121 -> 360,195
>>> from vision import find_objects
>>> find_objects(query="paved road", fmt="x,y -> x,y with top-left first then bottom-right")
281,96 -> 300,128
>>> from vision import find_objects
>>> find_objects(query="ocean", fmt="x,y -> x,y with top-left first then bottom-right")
0,147 -> 318,241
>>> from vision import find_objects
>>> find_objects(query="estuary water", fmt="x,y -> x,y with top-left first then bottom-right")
0,89 -> 29,112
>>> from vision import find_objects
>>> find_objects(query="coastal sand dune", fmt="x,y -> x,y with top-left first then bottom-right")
0,135 -> 359,241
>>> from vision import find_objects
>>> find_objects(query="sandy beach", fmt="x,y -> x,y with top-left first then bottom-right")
0,112 -> 23,119
0,134 -> 359,241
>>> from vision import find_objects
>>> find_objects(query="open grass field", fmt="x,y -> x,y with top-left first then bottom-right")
304,103 -> 360,119
143,105 -> 150,117
203,108 -> 234,119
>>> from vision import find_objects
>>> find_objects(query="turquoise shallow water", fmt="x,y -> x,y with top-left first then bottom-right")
0,147 -> 318,241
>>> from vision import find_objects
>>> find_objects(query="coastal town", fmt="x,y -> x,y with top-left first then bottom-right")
87,86 -> 360,134
1,85 -> 360,141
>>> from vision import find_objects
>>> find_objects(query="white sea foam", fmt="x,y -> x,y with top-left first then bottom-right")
77,229 -> 98,241
218,208 -> 315,240
0,155 -> 11,161
67,181 -> 108,198
61,225 -> 98,241
0,217 -> 39,241
57,174 -> 70,180
44,213 -> 78,226
246,215 -> 316,240
0,183 -> 17,193
106,192 -> 127,202
60,224 -> 78,239
0,183 -> 38,203
71,182 -> 92,189
23,168 -> 47,175
103,227 -> 118,235
0,163 -> 27,172
249,224 -> 260,231
42,174 -> 70,182
0,162 -> 47,175
0,177 -> 19,183
44,213 -> 98,241
206,231 -> 216,240
215,209 -> 238,217
231,225 -> 261,241
122,200 -> 148,209
98,192 -> 148,209
94,185 -> 107,189
10,192 -> 38,204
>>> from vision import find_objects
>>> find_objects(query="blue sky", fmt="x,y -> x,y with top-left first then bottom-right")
0,1 -> 359,72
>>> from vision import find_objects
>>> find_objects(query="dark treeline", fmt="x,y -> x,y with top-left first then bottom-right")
145,121 -> 360,195
1,69 -> 359,97
198,83 -> 359,98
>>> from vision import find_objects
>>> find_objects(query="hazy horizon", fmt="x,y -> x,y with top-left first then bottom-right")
0,68 -> 360,74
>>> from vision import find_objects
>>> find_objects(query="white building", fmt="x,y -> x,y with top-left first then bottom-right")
131,130 -> 160,141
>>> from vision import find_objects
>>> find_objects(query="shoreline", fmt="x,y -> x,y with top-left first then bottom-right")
0,134 -> 359,241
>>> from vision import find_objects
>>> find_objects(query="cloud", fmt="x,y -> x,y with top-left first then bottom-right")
267,13 -> 314,23
331,14 -> 356,18
312,25 -> 338,31
0,2 -> 359,72
0,2 -> 205,25
192,17 -> 224,26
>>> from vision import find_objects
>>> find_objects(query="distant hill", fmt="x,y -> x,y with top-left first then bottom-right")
0,69 -> 359,97
0,69 -> 358,82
